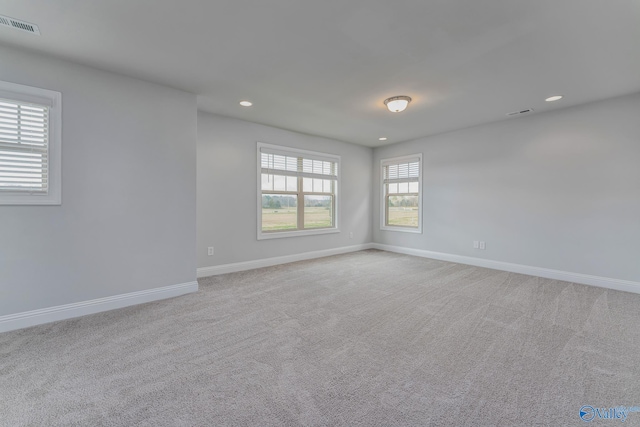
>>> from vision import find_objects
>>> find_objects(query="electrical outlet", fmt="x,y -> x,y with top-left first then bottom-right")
473,241 -> 479,249
349,232 -> 354,239
207,246 -> 214,256
479,241 -> 486,250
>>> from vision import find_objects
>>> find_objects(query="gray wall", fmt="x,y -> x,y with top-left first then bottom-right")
374,92 -> 640,282
0,45 -> 197,316
3,43 -> 636,318
197,112 -> 372,268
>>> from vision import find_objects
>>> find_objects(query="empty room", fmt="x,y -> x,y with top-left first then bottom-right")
1,1 -> 639,426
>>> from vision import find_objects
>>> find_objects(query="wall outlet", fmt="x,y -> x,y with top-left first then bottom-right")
473,240 -> 479,249
207,246 -> 214,256
479,241 -> 486,250
349,232 -> 353,239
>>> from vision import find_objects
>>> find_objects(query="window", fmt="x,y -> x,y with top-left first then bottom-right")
0,81 -> 61,205
381,154 -> 422,233
258,142 -> 339,239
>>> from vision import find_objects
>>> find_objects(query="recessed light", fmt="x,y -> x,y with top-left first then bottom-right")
545,95 -> 563,102
239,101 -> 253,107
379,137 -> 388,141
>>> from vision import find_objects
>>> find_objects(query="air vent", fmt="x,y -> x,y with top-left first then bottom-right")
0,15 -> 40,35
506,108 -> 534,117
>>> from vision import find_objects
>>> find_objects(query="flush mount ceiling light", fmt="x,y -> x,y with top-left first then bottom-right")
379,137 -> 388,141
239,100 -> 253,107
384,96 -> 411,113
545,95 -> 563,102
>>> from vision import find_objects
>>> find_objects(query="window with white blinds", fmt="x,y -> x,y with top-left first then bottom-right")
0,81 -> 61,205
257,142 -> 340,239
381,154 -> 422,232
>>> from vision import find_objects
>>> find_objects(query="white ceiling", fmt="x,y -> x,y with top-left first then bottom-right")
1,0 -> 639,147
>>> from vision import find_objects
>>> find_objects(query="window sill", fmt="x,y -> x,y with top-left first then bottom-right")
0,193 -> 61,206
380,226 -> 422,234
257,228 -> 340,240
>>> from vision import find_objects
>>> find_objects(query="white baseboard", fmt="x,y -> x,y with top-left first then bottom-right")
372,243 -> 640,295
198,243 -> 374,277
0,281 -> 199,334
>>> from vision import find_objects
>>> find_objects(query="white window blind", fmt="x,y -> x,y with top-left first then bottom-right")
0,98 -> 49,194
260,151 -> 338,181
383,157 -> 420,184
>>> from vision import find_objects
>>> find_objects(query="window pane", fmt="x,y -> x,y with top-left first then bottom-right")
261,173 -> 273,191
408,161 -> 419,178
398,163 -> 409,178
387,195 -> 419,228
398,182 -> 409,193
286,176 -> 297,191
273,174 -> 286,191
273,155 -> 286,170
303,177 -> 312,192
304,195 -> 332,229
323,179 -> 332,193
303,159 -> 313,174
388,183 -> 398,194
388,164 -> 398,180
409,181 -> 419,193
262,194 -> 297,231
286,156 -> 298,172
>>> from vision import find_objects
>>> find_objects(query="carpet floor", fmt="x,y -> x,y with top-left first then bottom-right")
1,249 -> 640,426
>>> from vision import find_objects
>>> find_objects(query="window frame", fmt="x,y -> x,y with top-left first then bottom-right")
380,153 -> 423,234
0,80 -> 62,205
257,142 -> 340,240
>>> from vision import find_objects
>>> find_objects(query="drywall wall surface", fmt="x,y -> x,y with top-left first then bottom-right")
197,112 -> 372,268
0,45 -> 197,315
373,92 -> 640,282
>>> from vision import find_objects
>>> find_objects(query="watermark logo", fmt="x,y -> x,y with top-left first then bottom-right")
580,406 -> 596,422
579,405 -> 640,423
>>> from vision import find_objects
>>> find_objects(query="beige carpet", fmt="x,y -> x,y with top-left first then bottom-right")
2,249 -> 640,426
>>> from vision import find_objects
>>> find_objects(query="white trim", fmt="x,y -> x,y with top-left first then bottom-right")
380,153 -> 423,234
381,154 -> 421,165
198,243 -> 374,277
380,225 -> 423,234
0,281 -> 198,333
372,243 -> 640,294
258,142 -> 341,163
257,141 -> 341,240
0,80 -> 62,205
258,227 -> 340,240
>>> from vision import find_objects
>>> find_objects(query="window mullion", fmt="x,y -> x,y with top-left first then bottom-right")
385,195 -> 389,226
297,157 -> 304,230
332,194 -> 336,229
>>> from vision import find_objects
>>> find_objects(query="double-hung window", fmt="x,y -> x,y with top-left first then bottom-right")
258,142 -> 339,239
381,154 -> 422,233
0,80 -> 61,205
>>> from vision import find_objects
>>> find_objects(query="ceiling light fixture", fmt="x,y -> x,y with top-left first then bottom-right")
379,137 -> 388,141
239,100 -> 253,107
384,96 -> 411,113
545,95 -> 563,102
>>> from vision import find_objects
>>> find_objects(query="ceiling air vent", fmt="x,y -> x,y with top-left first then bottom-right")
0,15 -> 40,35
506,108 -> 534,117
